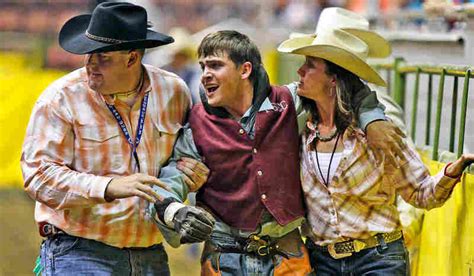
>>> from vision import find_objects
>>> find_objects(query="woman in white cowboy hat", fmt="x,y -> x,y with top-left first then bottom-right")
277,28 -> 473,274
280,7 -> 410,166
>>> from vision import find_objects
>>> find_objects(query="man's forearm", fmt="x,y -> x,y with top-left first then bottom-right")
23,161 -> 112,209
150,125 -> 202,225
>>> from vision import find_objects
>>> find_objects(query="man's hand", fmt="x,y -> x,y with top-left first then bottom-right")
177,157 -> 210,192
173,206 -> 215,243
105,173 -> 168,203
366,120 -> 406,166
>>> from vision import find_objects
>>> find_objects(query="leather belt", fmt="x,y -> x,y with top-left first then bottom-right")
39,222 -> 66,237
307,230 -> 403,259
206,229 -> 303,259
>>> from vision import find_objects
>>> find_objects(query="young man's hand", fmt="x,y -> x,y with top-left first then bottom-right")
177,157 -> 210,192
173,205 -> 215,243
366,120 -> 406,166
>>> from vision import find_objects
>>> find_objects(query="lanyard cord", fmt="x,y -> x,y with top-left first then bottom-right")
314,132 -> 341,186
106,92 -> 149,172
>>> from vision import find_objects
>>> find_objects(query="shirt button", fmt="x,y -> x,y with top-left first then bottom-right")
253,148 -> 258,154
261,194 -> 267,200
257,170 -> 263,176
239,129 -> 245,134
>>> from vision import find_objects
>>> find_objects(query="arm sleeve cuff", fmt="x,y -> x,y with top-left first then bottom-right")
164,202 -> 186,228
359,108 -> 387,131
89,176 -> 114,202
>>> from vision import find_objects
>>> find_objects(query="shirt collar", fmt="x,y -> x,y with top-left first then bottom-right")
241,97 -> 274,120
97,66 -> 151,106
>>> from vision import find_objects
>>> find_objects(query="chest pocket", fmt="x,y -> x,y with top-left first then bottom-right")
77,126 -> 121,146
75,125 -> 122,171
151,118 -> 181,166
76,125 -> 121,156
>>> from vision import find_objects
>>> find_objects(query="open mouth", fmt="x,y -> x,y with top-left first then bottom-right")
88,71 -> 102,80
205,84 -> 219,95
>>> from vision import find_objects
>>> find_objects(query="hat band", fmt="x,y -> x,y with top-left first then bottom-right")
85,30 -> 126,44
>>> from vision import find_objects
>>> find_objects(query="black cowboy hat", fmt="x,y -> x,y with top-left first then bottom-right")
59,2 -> 174,54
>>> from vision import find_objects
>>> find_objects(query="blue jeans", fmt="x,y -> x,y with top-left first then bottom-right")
306,238 -> 409,276
201,231 -> 312,275
39,234 -> 170,275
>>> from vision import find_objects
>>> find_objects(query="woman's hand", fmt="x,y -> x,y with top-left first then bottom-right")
177,157 -> 210,192
445,153 -> 474,178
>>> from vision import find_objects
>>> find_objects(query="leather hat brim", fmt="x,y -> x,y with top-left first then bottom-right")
59,15 -> 174,54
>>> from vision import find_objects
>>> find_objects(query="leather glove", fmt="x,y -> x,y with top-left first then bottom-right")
173,206 -> 215,244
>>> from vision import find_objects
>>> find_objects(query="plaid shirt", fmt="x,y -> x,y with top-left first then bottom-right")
301,124 -> 459,246
21,64 -> 190,248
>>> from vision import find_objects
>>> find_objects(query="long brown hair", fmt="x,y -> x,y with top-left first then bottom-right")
301,59 -> 364,137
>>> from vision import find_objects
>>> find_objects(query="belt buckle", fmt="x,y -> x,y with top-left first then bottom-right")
328,243 -> 352,259
41,223 -> 53,236
257,245 -> 269,256
245,234 -> 270,256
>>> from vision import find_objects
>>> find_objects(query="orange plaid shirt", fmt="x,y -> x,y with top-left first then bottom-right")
21,65 -> 190,248
301,125 -> 460,246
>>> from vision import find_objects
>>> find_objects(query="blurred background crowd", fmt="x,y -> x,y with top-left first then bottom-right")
2,0 -> 474,70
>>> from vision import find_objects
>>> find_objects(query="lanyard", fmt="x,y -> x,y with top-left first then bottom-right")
106,92 -> 149,172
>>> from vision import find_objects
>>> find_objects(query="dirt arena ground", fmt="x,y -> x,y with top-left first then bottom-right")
0,188 -> 201,276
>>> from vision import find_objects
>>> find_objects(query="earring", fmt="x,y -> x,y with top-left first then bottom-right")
328,87 -> 336,97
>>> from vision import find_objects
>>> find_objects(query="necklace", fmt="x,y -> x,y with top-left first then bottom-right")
113,69 -> 144,97
314,132 -> 341,186
315,125 -> 338,142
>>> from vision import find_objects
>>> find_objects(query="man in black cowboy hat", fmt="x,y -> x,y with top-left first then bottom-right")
21,2 -> 214,275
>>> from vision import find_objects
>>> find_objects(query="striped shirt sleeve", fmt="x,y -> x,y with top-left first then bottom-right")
390,145 -> 459,210
21,86 -> 112,210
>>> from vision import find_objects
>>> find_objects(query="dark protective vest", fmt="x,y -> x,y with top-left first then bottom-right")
189,86 -> 305,231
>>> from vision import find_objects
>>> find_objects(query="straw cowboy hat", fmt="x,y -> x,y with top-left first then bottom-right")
278,7 -> 391,58
278,28 -> 386,86
165,27 -> 196,58
59,2 -> 174,54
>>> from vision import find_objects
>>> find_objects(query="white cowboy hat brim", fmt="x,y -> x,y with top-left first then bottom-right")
289,42 -> 386,87
277,34 -> 315,53
278,29 -> 390,58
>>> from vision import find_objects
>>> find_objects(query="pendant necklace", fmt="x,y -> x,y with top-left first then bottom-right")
314,131 -> 341,186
